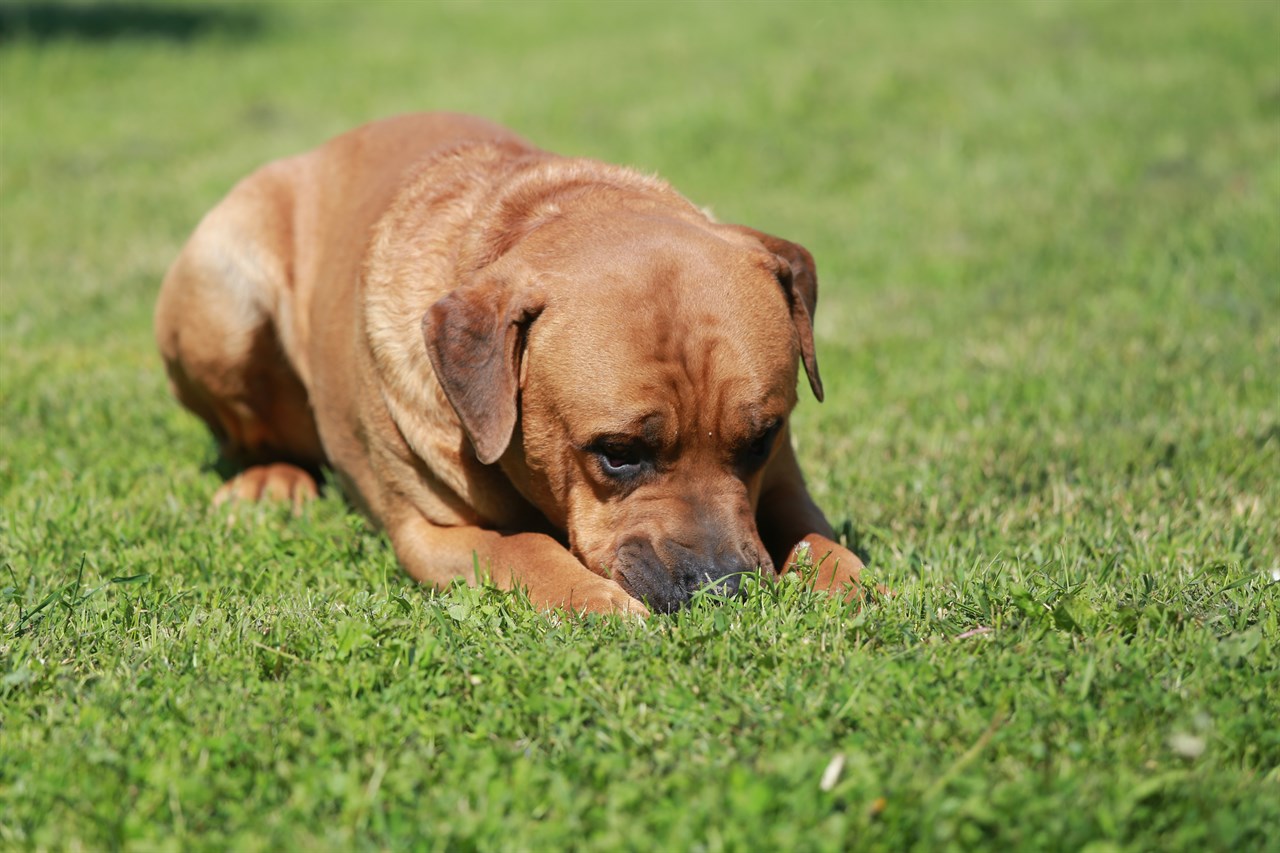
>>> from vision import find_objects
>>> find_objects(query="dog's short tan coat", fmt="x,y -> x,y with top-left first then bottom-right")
156,113 -> 863,615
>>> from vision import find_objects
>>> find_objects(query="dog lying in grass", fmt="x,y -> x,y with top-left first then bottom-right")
156,113 -> 863,615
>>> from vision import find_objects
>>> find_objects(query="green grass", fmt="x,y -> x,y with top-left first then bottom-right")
2,0 -> 1277,849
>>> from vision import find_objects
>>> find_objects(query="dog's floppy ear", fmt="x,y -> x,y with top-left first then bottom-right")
728,225 -> 824,402
423,268 -> 545,464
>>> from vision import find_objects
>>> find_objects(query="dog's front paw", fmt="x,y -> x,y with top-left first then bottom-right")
213,463 -> 318,514
560,579 -> 650,618
783,534 -> 865,602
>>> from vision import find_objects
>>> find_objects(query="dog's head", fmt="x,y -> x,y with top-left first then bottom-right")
424,208 -> 822,613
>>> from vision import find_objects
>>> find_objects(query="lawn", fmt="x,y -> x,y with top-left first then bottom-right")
1,1 -> 1277,850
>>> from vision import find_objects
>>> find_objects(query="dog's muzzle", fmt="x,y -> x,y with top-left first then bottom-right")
613,536 -> 766,614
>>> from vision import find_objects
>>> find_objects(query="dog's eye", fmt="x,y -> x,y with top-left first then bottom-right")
592,441 -> 646,477
743,421 -> 782,466
601,455 -> 636,474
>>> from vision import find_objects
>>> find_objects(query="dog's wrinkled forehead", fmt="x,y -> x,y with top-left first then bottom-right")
524,226 -> 799,441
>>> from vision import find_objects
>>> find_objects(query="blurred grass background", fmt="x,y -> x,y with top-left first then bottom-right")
1,1 -> 1277,849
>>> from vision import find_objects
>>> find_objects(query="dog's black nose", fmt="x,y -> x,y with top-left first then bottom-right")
692,554 -> 749,599
615,537 -> 756,613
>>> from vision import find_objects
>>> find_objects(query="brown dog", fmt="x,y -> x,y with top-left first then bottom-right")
155,113 -> 864,615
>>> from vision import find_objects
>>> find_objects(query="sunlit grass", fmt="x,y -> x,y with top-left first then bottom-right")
2,1 -> 1277,849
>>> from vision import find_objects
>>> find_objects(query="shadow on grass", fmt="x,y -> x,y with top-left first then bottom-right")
833,518 -> 874,568
0,2 -> 261,44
